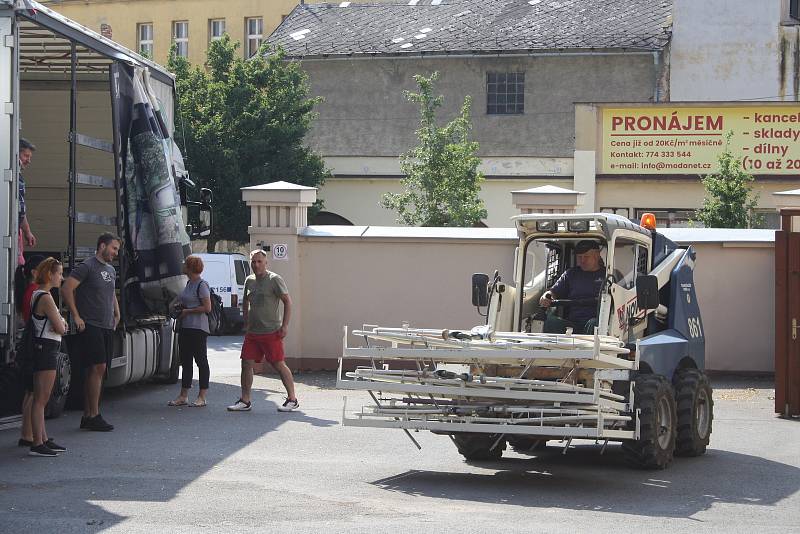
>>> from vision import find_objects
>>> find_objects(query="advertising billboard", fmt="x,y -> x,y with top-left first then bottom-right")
601,105 -> 800,175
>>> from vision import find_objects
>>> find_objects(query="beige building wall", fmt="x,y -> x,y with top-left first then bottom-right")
319,177 -> 576,227
596,179 -> 796,221
42,0 -> 298,66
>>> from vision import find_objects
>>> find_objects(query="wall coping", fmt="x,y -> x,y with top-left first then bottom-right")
300,225 -> 777,245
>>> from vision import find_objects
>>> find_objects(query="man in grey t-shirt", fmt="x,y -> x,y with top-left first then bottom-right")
62,233 -> 121,432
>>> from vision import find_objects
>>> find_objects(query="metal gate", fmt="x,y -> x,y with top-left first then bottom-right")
775,208 -> 800,417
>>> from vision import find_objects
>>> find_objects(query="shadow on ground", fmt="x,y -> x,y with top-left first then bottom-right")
372,442 -> 800,519
0,380 -> 335,532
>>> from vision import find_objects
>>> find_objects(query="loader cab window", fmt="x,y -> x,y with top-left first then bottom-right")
612,239 -> 649,290
522,240 -> 560,291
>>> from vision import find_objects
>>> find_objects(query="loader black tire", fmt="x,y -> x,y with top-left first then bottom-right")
452,433 -> 506,461
507,437 -> 548,454
622,374 -> 677,470
674,369 -> 713,457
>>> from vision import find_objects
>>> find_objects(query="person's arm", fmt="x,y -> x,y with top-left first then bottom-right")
40,294 -> 67,335
539,270 -> 569,307
19,215 -> 36,247
278,293 -> 291,338
242,281 -> 250,333
113,294 -> 120,329
61,277 -> 84,332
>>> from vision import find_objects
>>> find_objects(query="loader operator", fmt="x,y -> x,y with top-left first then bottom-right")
539,240 -> 605,335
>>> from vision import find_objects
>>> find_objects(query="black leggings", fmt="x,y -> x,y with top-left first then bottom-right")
179,329 -> 209,390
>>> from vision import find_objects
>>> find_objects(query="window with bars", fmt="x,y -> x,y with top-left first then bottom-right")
791,0 -> 800,20
209,19 -> 225,42
172,21 -> 189,58
245,17 -> 263,58
487,72 -> 524,115
137,23 -> 153,57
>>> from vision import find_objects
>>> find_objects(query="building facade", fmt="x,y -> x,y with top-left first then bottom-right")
268,0 -> 800,228
41,0 -> 298,65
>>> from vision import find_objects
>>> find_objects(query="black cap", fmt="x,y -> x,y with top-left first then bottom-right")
575,240 -> 600,254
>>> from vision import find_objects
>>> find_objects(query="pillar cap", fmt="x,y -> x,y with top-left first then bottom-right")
512,185 -> 585,210
241,181 -> 317,205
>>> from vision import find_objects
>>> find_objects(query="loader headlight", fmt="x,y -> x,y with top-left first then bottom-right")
536,220 -> 558,232
567,220 -> 590,232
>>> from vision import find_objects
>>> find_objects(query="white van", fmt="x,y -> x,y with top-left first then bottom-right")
195,253 -> 251,333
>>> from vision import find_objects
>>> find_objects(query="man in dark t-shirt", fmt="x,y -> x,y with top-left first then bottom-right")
62,233 -> 121,432
539,240 -> 605,335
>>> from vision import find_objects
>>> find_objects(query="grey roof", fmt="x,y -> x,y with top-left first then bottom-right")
267,0 -> 673,59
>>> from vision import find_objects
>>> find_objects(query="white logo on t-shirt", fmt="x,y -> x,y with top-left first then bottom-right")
100,271 -> 113,283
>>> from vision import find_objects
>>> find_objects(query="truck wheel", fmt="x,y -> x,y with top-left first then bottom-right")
45,351 -> 71,419
674,369 -> 713,457
622,374 -> 677,470
452,433 -> 506,461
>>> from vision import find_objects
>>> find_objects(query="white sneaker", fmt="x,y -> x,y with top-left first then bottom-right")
277,398 -> 299,412
227,399 -> 252,412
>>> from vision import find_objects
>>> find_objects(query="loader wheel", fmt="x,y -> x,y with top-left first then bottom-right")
452,433 -> 506,461
622,374 -> 677,470
674,369 -> 713,457
507,437 -> 548,454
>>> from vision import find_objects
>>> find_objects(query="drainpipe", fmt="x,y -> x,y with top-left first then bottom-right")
653,51 -> 660,103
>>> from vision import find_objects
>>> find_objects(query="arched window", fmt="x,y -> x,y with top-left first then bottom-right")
309,211 -> 354,225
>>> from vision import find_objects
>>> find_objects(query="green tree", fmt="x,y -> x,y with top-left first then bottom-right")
168,37 -> 329,247
694,132 -> 762,228
382,72 -> 487,226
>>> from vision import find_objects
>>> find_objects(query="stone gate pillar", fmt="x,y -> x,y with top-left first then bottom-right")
241,181 -> 317,360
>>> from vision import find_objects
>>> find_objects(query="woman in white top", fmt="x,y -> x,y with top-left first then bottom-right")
27,257 -> 67,457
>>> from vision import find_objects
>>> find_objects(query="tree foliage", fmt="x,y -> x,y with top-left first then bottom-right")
382,72 -> 487,227
168,37 -> 329,245
694,132 -> 762,228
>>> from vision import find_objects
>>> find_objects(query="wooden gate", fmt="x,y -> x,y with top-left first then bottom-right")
775,209 -> 800,417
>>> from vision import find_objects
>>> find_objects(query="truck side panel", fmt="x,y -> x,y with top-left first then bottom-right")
0,9 -> 17,339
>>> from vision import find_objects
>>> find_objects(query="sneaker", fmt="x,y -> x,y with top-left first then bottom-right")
29,444 -> 58,457
18,438 -> 33,447
45,439 -> 66,452
277,398 -> 299,412
84,414 -> 114,432
80,416 -> 89,429
227,399 -> 251,412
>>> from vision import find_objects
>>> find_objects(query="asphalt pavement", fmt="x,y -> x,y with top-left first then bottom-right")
0,336 -> 798,533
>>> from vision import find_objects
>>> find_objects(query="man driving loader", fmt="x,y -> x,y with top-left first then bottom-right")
538,240 -> 605,335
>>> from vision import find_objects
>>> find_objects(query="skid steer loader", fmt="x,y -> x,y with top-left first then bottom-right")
337,213 -> 713,469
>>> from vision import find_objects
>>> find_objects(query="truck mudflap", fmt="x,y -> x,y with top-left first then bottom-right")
338,326 -> 639,442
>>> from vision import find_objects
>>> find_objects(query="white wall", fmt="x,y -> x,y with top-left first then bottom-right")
258,226 -> 777,374
671,0 -> 785,101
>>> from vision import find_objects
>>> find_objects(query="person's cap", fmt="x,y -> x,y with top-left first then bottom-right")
575,240 -> 600,254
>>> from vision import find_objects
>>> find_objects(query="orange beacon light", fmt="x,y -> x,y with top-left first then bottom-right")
640,212 -> 657,230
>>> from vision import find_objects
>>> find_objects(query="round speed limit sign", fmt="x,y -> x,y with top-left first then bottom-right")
272,243 -> 288,261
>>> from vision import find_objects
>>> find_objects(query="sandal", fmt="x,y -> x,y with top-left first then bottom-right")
167,399 -> 188,407
191,399 -> 207,407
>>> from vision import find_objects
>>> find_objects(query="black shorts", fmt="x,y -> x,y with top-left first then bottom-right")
22,339 -> 60,392
76,324 -> 114,366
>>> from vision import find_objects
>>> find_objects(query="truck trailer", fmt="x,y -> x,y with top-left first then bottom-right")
0,0 -> 211,424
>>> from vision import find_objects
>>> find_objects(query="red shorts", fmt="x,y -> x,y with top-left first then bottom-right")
241,332 -> 285,364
